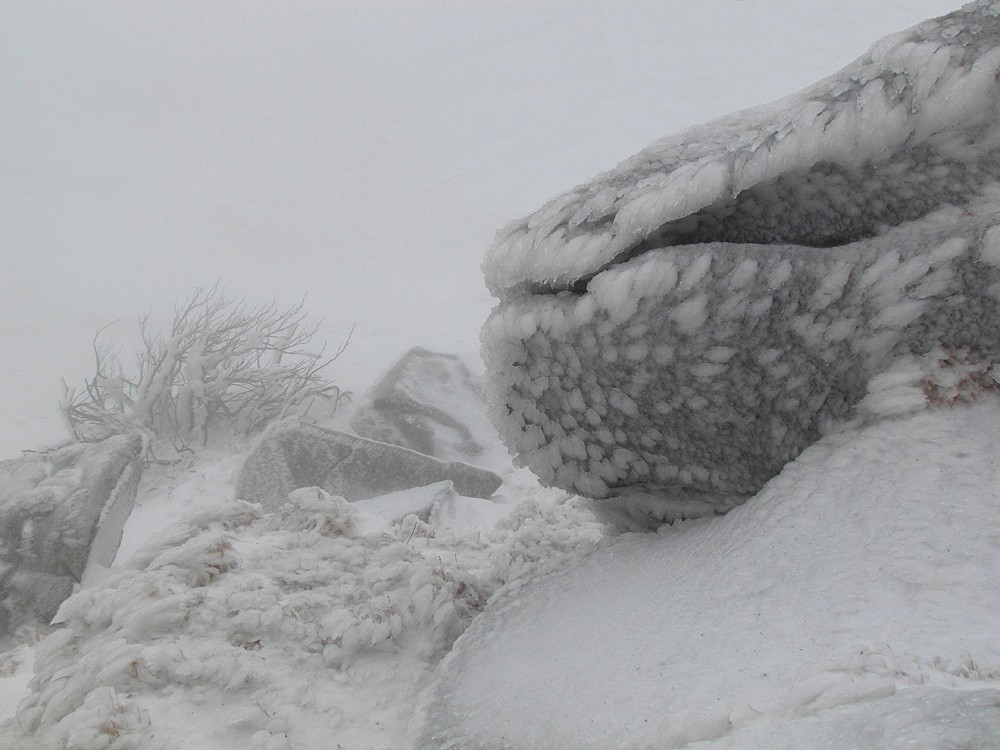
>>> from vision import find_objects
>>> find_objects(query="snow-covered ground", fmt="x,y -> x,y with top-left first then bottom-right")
2,2 -> 991,748
2,458 -> 604,749
417,396 -> 1000,749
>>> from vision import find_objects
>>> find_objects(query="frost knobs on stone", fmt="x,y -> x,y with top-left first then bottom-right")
481,1 -> 1000,524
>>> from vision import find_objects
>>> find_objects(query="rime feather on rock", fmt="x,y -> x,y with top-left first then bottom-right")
481,0 -> 1000,523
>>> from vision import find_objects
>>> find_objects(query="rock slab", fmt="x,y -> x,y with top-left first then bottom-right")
0,433 -> 144,634
235,422 -> 503,511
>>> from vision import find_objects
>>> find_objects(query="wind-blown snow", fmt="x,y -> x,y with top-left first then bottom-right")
415,398 -> 1000,750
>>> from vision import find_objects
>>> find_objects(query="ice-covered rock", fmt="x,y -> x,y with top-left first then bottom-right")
0,433 -> 144,634
234,421 -> 503,511
350,347 -> 499,464
414,399 -> 1000,750
481,1 -> 1000,522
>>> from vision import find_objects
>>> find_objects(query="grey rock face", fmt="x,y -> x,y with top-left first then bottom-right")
235,422 -> 503,511
0,433 -> 144,633
481,1 -> 1000,523
350,347 -> 494,462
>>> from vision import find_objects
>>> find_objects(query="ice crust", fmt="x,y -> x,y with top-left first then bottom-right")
482,2 -> 1000,521
484,3 -> 1000,294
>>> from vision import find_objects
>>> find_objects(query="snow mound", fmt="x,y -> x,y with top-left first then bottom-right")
4,485 -> 603,749
415,399 -> 1000,749
481,1 -> 1000,522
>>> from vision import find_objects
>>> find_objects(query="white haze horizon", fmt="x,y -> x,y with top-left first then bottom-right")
0,0 -> 960,460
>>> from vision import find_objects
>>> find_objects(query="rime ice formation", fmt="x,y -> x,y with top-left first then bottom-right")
4,489 -> 602,749
0,434 -> 144,634
234,421 -> 503,511
482,1 -> 1000,523
350,347 -> 496,463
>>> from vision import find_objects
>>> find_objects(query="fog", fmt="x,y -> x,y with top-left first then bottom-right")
0,0 -> 959,458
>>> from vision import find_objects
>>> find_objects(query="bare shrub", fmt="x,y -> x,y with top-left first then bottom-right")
60,285 -> 350,446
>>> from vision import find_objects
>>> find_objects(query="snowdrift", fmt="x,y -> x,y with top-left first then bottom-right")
482,1 -> 1000,523
415,399 -> 1000,750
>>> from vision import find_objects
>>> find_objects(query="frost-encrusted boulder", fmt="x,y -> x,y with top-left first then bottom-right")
235,421 -> 503,511
350,347 -> 510,473
350,347 -> 498,463
482,1 -> 1000,523
0,433 -> 144,634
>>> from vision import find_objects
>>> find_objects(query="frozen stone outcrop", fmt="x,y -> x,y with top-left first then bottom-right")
350,347 -> 496,463
0,433 -> 144,634
234,422 -> 503,511
481,2 -> 1000,523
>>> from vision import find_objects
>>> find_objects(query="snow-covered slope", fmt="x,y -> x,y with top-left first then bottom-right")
415,398 -> 1000,749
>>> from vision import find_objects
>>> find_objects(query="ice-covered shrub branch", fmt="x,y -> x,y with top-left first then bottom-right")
60,286 -> 351,445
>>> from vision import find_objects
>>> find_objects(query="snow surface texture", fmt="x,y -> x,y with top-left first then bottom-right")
2,486 -> 602,749
350,348 -> 501,467
0,434 -> 143,635
482,1 -> 1000,522
234,421 -> 503,511
415,399 -> 1000,750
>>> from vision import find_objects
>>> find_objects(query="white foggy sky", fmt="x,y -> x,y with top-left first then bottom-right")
0,0 -> 960,457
